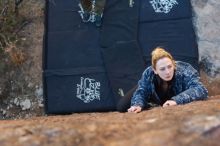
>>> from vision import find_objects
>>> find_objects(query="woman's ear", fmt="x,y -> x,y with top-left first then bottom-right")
153,68 -> 157,74
172,60 -> 176,69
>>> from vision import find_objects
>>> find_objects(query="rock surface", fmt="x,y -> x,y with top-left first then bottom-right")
192,0 -> 220,78
0,95 -> 220,146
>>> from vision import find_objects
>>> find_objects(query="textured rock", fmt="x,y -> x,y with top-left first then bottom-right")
192,0 -> 220,77
0,96 -> 220,146
20,99 -> 32,110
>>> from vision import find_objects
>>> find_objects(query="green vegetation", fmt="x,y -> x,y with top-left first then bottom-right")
0,0 -> 26,66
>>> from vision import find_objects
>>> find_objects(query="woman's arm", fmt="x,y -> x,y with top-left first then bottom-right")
130,67 -> 153,110
171,66 -> 208,104
128,106 -> 142,113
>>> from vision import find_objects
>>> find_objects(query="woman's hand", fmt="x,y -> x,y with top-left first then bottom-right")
128,106 -> 142,113
163,100 -> 177,107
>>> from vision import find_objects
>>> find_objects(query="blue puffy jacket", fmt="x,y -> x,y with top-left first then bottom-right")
131,61 -> 208,108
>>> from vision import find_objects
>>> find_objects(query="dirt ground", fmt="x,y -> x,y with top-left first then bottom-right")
0,0 -> 45,119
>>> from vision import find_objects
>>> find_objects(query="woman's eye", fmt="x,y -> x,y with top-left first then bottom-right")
167,65 -> 172,69
160,68 -> 165,71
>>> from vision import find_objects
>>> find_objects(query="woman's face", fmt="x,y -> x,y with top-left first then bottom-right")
153,57 -> 175,81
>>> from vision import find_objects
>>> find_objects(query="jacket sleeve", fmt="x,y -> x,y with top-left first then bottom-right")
171,66 -> 208,104
131,68 -> 152,108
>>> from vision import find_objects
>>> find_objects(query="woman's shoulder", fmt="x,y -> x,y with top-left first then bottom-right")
142,66 -> 155,78
143,66 -> 154,73
175,61 -> 192,67
175,61 -> 198,75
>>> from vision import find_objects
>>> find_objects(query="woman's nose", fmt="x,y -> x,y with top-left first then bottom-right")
165,68 -> 170,74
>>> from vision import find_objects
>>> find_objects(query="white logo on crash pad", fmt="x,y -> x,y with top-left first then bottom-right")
150,0 -> 178,14
76,77 -> 101,103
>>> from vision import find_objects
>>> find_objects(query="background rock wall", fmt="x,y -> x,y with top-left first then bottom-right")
192,0 -> 220,78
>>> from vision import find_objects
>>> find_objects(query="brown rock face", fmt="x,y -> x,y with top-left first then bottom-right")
0,96 -> 220,146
